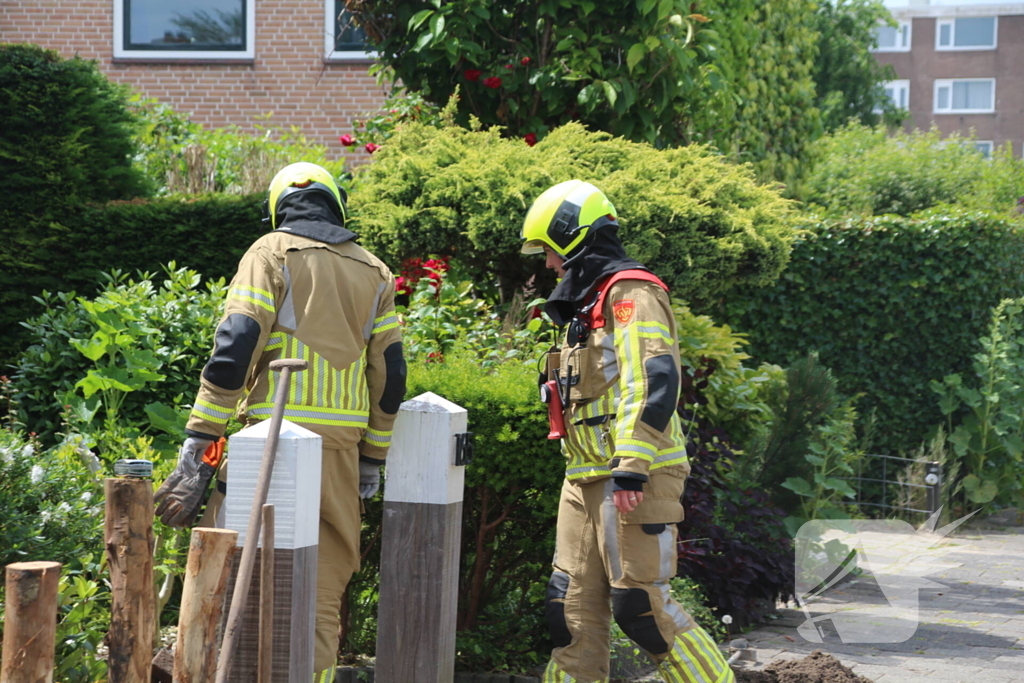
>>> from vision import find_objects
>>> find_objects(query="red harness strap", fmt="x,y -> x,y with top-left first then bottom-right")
588,269 -> 669,328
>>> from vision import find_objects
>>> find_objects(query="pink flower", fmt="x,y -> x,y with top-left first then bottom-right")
520,57 -> 531,66
464,69 -> 482,81
524,133 -> 537,147
483,76 -> 502,89
365,143 -> 380,154
504,64 -> 514,70
339,134 -> 356,147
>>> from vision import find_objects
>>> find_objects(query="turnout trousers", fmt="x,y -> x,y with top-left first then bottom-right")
543,475 -> 735,683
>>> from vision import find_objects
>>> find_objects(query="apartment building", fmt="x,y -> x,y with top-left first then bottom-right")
874,0 -> 1024,156
0,0 -> 388,159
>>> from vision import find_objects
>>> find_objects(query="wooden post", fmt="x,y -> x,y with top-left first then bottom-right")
1,561 -> 61,683
174,528 -> 239,683
258,504 -> 275,683
105,477 -> 155,683
221,419 -> 321,683
376,392 -> 467,683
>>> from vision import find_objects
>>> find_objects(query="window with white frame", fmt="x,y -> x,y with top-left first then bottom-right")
881,80 -> 910,111
936,17 -> 997,50
933,79 -> 995,114
873,21 -> 911,52
325,1 -> 373,60
974,141 -> 994,158
114,0 -> 254,59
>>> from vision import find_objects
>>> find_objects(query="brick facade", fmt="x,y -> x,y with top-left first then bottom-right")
0,0 -> 388,162
875,4 -> 1024,157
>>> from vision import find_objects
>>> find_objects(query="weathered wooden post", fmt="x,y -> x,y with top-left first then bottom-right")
1,561 -> 61,683
221,419 -> 321,683
174,528 -> 238,683
105,477 -> 155,683
376,392 -> 468,683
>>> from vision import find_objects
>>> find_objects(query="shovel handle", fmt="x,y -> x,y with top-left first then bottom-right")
216,359 -> 307,683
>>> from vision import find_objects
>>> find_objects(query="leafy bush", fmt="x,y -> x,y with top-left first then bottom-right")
721,210 -> 1024,454
132,98 -> 347,195
352,121 -> 797,306
676,356 -> 794,628
801,124 -> 1024,216
10,265 -> 227,446
1,194 -> 258,364
932,298 -> 1024,507
0,43 -> 150,359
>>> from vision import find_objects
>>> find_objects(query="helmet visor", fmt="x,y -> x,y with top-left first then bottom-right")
521,239 -> 546,255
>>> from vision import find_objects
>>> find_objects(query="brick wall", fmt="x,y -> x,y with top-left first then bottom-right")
0,0 -> 388,162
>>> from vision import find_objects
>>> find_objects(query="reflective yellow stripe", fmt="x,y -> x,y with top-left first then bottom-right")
372,314 -> 400,334
248,403 -> 369,428
264,333 -> 285,351
191,399 -> 233,425
364,427 -> 392,447
227,285 -> 276,313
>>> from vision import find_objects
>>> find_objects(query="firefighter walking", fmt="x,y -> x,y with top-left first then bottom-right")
154,162 -> 407,682
522,180 -> 735,683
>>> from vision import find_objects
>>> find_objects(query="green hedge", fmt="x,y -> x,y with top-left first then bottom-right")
1,194 -> 261,365
721,210 -> 1024,453
351,121 -> 798,306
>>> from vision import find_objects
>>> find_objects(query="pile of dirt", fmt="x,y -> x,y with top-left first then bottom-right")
734,651 -> 873,683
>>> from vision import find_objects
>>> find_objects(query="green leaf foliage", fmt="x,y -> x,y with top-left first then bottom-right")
10,265 -> 228,445
0,193 -> 261,364
801,124 -> 1024,217
351,122 -> 797,305
721,210 -> 1024,454
354,0 -> 891,185
931,298 -> 1024,507
812,0 -> 904,132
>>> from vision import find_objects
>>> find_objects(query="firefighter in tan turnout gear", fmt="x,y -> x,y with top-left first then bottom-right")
523,180 -> 734,683
155,162 -> 406,682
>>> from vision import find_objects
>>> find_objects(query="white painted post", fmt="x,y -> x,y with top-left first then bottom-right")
221,419 -> 322,683
375,392 -> 467,683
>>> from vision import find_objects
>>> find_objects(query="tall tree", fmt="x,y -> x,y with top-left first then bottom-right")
812,0 -> 903,132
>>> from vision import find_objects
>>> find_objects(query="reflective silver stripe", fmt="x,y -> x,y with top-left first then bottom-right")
668,634 -> 703,681
600,333 -> 618,383
659,527 -> 674,581
192,404 -> 231,424
565,464 -> 610,477
363,282 -> 385,341
248,404 -> 369,425
615,442 -> 656,459
229,285 -> 276,312
278,264 -> 297,329
659,581 -> 690,631
602,480 -> 623,583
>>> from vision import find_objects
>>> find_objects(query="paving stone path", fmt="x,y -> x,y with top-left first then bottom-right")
734,513 -> 1024,682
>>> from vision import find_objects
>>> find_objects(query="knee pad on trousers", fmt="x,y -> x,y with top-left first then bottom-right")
545,571 -> 573,648
611,587 -> 669,655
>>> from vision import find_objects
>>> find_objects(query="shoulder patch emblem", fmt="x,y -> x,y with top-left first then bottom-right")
613,299 -> 635,324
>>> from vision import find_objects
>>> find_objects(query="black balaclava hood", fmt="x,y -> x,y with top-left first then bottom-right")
274,190 -> 357,245
543,224 -> 648,326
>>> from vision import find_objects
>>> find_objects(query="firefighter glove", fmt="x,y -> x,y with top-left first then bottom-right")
154,437 -> 216,527
358,460 -> 382,499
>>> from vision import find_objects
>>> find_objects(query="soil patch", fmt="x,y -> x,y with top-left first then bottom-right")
734,651 -> 873,683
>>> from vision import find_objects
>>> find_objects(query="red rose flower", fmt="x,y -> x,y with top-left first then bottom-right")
504,64 -> 514,70
524,133 -> 537,147
483,76 -> 503,89
365,143 -> 380,154
520,57 -> 531,66
464,69 -> 482,81
339,134 -> 356,147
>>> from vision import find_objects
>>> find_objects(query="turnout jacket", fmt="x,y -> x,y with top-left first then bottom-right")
553,277 -> 689,487
185,229 -> 406,461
